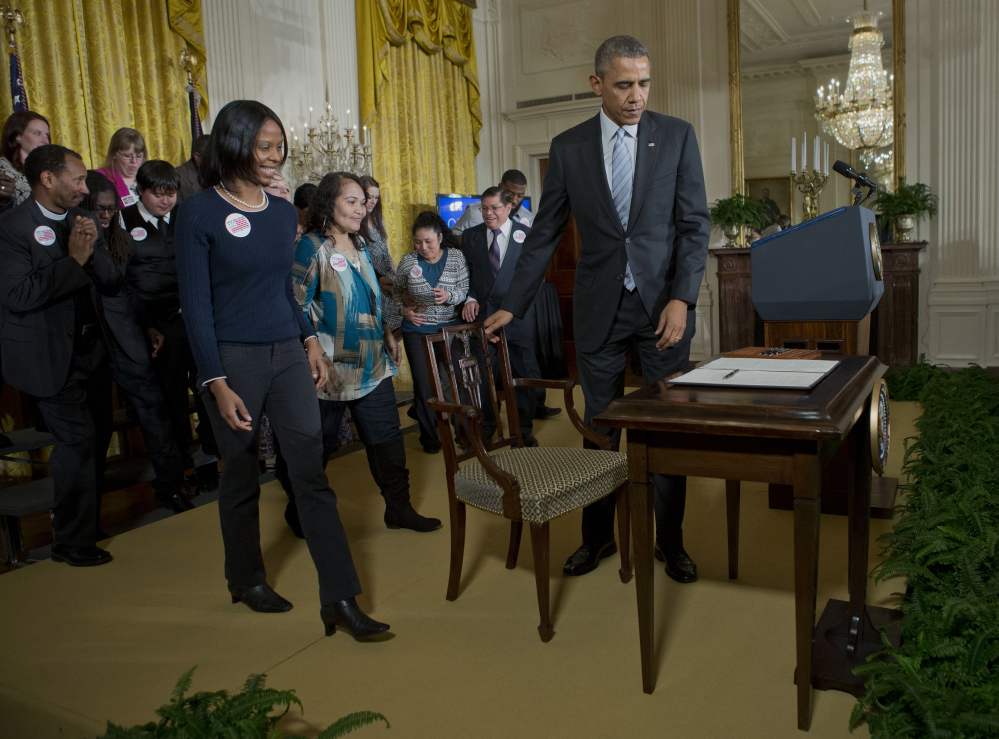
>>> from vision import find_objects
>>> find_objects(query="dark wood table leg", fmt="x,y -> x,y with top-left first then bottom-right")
792,452 -> 822,731
725,479 -> 740,579
628,431 -> 655,694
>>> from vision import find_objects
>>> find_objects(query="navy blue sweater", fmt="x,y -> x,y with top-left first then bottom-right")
175,188 -> 315,383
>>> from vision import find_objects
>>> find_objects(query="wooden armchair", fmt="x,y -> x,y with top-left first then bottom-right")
421,324 -> 631,642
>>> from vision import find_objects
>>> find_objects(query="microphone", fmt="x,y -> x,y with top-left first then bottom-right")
832,160 -> 878,190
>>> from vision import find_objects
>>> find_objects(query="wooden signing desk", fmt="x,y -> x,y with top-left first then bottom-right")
594,355 -> 898,730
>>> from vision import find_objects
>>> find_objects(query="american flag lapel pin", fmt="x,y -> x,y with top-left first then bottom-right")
648,142 -> 655,146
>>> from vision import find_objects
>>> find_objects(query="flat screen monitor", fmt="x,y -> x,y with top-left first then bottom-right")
436,194 -> 533,229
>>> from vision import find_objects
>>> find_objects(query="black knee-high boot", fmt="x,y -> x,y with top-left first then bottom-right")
365,437 -> 441,532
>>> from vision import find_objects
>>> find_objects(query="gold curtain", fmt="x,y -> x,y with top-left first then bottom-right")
0,0 -> 209,168
356,0 -> 480,390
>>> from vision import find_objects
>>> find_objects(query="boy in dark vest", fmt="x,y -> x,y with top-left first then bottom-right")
122,160 -> 217,463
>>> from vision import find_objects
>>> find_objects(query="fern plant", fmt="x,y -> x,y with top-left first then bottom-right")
99,667 -> 389,739
851,366 -> 999,737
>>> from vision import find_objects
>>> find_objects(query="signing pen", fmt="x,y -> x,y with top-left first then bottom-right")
722,369 -> 740,380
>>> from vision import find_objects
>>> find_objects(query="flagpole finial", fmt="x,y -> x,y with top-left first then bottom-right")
0,4 -> 25,45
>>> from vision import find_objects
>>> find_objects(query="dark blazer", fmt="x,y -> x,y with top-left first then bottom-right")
121,203 -> 180,326
462,220 -> 534,344
100,230 -> 152,366
502,110 -> 710,353
0,199 -> 124,397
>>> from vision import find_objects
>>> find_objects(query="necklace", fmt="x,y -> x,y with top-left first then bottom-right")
217,183 -> 267,210
330,234 -> 360,267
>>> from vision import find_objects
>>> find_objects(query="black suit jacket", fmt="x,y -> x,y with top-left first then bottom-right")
99,229 -> 152,366
0,199 -> 124,397
462,220 -> 534,344
502,110 -> 710,353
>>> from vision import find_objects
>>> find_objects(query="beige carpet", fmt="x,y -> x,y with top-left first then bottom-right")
0,392 -> 919,739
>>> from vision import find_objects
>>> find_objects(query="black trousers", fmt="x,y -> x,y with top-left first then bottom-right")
471,336 -> 536,438
577,288 -> 694,548
101,339 -> 184,499
276,377 -> 407,509
31,340 -> 110,548
151,313 -> 216,455
402,330 -> 455,447
202,339 -> 361,605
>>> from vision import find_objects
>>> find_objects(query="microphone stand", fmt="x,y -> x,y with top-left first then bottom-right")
852,180 -> 879,207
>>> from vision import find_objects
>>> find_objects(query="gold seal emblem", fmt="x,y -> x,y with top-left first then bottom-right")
870,222 -> 883,281
870,378 -> 890,474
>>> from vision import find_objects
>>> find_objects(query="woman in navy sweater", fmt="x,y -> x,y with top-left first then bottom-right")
175,100 -> 387,640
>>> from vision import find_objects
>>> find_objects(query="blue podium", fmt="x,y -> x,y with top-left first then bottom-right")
750,206 -> 884,355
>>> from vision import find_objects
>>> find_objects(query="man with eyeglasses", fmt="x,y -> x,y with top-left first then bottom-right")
451,169 -> 533,237
460,186 -> 541,446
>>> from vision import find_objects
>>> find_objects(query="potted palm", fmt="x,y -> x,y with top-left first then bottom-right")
872,179 -> 938,242
709,194 -> 770,247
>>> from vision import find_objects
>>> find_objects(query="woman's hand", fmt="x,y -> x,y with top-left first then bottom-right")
378,275 -> 394,292
305,338 -> 328,389
432,287 -> 450,305
209,379 -> 253,431
461,300 -> 479,323
384,329 -> 402,366
320,356 -> 340,394
402,304 -> 427,326
146,327 -> 165,358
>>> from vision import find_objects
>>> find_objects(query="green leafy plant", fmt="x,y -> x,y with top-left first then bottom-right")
708,193 -> 770,230
99,667 -> 389,739
884,354 -> 948,402
850,365 -> 999,737
873,179 -> 938,229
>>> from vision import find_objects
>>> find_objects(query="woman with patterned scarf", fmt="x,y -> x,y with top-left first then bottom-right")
283,171 -> 441,534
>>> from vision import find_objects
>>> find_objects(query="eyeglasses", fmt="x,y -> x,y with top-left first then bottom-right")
479,204 -> 509,213
116,152 -> 144,163
94,205 -> 118,216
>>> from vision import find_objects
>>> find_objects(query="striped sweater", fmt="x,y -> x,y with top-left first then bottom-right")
392,248 -> 469,328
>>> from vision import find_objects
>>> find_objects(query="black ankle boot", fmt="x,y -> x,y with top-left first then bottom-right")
319,598 -> 390,639
228,583 -> 293,613
366,438 -> 442,532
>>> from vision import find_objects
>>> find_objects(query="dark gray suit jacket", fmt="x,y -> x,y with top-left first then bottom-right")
462,220 -> 533,344
0,199 -> 124,397
502,110 -> 710,353
176,160 -> 200,205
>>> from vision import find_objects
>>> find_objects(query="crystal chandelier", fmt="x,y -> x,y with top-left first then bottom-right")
814,2 -> 893,168
287,102 -> 373,183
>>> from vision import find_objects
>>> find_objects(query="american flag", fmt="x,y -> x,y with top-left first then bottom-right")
9,37 -> 27,112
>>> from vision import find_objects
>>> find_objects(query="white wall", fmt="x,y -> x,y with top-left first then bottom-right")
908,0 -> 999,367
473,0 -> 732,361
201,0 -> 359,187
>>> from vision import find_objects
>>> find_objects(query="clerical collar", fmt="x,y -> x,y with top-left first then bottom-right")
35,201 -> 68,221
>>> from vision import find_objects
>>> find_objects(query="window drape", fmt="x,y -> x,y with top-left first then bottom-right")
0,0 -> 209,167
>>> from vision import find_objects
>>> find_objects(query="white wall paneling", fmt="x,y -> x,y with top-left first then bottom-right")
202,0 -> 359,180
908,0 -> 998,366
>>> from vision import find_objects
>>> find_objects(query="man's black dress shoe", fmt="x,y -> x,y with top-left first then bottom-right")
519,433 -> 539,448
155,491 -> 195,514
51,544 -> 112,567
654,544 -> 698,583
534,404 -> 562,420
320,597 -> 390,639
422,442 -> 441,454
562,540 -> 618,576
228,583 -> 293,613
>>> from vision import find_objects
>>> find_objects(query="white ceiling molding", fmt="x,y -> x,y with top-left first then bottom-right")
790,0 -> 823,27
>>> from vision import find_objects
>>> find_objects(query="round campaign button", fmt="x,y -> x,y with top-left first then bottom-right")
130,227 -> 148,241
513,230 -> 526,244
410,265 -> 423,278
121,193 -> 138,207
225,213 -> 252,237
330,254 -> 348,272
34,225 -> 56,246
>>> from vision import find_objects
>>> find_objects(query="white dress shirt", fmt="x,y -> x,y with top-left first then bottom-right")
119,200 -> 172,230
599,108 -> 638,193
466,217 -> 514,306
